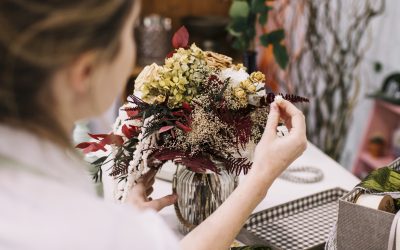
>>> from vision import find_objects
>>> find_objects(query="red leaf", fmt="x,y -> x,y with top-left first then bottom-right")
159,125 -> 174,133
175,121 -> 192,132
182,102 -> 192,112
172,111 -> 184,117
82,143 -> 106,154
75,142 -> 92,149
88,133 -> 108,140
126,109 -> 139,117
122,125 -> 133,139
102,134 -> 124,146
172,26 -> 189,49
166,50 -> 175,58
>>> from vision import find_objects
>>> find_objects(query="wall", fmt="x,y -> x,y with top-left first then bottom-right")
141,0 -> 231,30
340,0 -> 400,169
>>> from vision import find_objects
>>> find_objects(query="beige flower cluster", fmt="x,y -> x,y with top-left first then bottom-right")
229,71 -> 266,110
136,44 -> 210,107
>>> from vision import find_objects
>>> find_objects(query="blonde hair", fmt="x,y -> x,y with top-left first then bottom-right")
0,0 -> 135,147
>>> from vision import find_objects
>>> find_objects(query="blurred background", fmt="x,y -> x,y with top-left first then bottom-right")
76,0 -> 400,179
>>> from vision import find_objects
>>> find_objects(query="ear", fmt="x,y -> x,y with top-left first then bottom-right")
67,52 -> 98,94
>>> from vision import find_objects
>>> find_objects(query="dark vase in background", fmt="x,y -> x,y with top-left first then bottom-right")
243,50 -> 257,73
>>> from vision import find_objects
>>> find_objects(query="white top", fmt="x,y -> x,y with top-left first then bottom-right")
0,125 -> 179,250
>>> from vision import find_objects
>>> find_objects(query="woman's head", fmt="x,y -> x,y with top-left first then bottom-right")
0,0 -> 139,146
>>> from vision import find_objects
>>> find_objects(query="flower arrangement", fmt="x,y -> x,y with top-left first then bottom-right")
77,27 -> 308,201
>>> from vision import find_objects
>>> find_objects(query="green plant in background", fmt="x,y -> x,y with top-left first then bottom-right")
227,0 -> 288,69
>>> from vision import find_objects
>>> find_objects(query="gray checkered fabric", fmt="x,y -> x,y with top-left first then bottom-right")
244,188 -> 347,250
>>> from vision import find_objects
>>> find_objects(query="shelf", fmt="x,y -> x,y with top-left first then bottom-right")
377,100 -> 400,115
360,151 -> 395,170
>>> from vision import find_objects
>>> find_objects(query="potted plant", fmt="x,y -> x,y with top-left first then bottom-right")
227,0 -> 288,72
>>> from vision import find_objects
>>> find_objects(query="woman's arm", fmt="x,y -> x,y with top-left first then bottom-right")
180,99 -> 307,250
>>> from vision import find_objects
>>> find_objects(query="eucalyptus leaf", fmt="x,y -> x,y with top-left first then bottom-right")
273,43 -> 289,69
229,1 -> 250,18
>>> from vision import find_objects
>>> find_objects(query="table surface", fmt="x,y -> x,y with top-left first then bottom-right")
152,142 -> 360,239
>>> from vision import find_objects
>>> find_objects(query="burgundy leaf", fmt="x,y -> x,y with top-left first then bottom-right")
122,125 -> 134,139
125,109 -> 139,117
175,121 -> 192,132
172,26 -> 189,49
82,143 -> 106,154
75,142 -> 92,149
182,102 -> 192,112
102,134 -> 124,146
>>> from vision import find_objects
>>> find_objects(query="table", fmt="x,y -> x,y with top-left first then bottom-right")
151,142 -> 360,239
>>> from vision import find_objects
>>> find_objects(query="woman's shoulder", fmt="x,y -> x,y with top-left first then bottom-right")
0,168 -> 180,250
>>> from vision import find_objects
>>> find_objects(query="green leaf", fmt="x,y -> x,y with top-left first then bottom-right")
229,0 -> 250,18
258,12 -> 268,26
228,17 -> 249,34
251,0 -> 266,13
260,29 -> 285,46
273,43 -> 289,69
232,38 -> 246,51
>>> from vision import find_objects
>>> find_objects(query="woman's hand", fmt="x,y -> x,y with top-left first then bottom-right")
180,99 -> 307,250
127,169 -> 177,211
252,99 -> 307,180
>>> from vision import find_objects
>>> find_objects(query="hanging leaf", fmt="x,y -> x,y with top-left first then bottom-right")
251,0 -> 266,13
227,17 -> 248,35
229,1 -> 250,18
260,29 -> 285,46
273,43 -> 289,69
259,12 -> 268,26
172,26 -> 189,49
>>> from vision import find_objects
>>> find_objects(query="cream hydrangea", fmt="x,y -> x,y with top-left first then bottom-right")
138,43 -> 210,107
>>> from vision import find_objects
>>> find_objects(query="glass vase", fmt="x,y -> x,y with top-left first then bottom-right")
173,165 -> 238,234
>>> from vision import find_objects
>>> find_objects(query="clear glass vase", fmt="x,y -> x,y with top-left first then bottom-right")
173,164 -> 238,234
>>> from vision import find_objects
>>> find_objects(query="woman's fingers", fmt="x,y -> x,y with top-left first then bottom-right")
146,187 -> 154,196
147,194 -> 178,212
264,102 -> 280,138
276,100 -> 306,135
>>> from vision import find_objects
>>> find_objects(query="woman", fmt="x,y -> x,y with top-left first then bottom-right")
0,0 -> 307,249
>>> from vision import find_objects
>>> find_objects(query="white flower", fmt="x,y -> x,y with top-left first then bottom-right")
275,94 -> 284,104
248,82 -> 266,106
134,63 -> 161,93
219,67 -> 249,88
